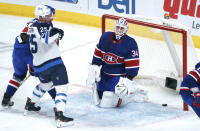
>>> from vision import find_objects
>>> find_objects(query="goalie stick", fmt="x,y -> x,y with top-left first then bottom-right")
135,74 -> 181,91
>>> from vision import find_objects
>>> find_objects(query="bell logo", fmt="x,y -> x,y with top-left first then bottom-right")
98,0 -> 135,14
163,0 -> 200,19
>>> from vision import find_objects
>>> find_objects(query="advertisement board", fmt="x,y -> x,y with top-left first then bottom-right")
162,0 -> 200,37
0,0 -> 200,45
88,0 -> 135,16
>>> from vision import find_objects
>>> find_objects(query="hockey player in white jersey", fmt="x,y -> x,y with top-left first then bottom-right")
24,5 -> 73,127
1,5 -> 56,110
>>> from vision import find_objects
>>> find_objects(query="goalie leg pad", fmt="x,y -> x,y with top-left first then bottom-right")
86,64 -> 101,88
99,91 -> 121,108
91,84 -> 100,105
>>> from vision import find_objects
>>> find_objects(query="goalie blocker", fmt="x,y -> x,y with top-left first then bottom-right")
165,77 -> 181,91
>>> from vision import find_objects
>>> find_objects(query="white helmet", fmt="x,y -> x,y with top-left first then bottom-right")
35,4 -> 51,18
114,18 -> 128,40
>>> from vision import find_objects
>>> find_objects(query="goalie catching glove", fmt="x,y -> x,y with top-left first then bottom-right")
115,77 -> 133,98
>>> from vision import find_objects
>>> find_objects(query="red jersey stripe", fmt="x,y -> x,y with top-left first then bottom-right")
189,71 -> 200,83
94,48 -> 102,58
125,59 -> 139,68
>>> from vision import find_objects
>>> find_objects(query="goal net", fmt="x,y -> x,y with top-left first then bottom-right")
102,14 -> 199,111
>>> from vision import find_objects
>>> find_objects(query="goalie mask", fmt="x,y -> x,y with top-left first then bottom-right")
114,18 -> 128,40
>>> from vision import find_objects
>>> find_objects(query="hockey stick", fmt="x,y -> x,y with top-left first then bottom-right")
21,73 -> 31,85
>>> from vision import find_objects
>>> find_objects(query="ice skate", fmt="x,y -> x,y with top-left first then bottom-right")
24,97 -> 41,115
1,93 -> 14,110
54,107 -> 74,128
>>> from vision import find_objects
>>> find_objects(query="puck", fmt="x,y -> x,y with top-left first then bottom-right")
162,104 -> 167,107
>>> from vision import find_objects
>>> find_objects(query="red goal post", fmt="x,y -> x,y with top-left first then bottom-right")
101,14 -> 198,111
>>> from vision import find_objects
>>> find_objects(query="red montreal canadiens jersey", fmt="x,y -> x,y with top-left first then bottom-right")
92,32 -> 139,77
180,62 -> 200,106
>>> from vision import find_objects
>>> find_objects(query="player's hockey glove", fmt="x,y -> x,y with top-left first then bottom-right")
58,29 -> 64,40
20,33 -> 28,43
50,28 -> 64,40
17,33 -> 29,44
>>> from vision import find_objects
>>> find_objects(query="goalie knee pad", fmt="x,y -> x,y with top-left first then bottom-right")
99,91 -> 121,108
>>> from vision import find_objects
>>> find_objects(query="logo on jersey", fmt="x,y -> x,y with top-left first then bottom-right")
102,53 -> 124,64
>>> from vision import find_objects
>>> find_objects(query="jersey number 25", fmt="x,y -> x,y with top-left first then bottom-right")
30,34 -> 38,53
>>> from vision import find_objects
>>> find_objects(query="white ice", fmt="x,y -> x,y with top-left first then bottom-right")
0,15 -> 199,131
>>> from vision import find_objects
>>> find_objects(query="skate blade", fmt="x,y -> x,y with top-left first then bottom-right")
0,105 -> 12,111
56,120 -> 74,128
23,109 -> 40,116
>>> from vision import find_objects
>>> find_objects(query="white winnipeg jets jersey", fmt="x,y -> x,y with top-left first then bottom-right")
32,33 -> 60,66
29,21 -> 62,72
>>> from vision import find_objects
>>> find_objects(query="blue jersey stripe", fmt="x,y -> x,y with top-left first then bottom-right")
36,85 -> 46,93
56,93 -> 67,97
34,59 -> 63,72
33,91 -> 41,98
45,31 -> 49,44
55,99 -> 67,104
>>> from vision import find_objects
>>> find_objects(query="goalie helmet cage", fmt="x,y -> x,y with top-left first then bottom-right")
102,14 -> 198,111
